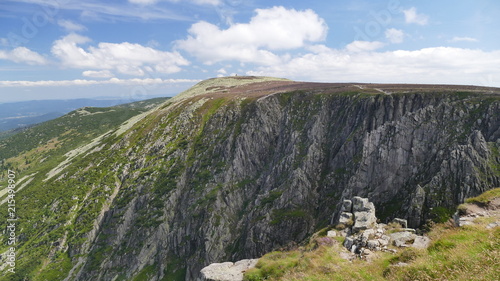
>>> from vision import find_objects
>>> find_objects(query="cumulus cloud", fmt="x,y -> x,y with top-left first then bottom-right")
58,19 -> 87,32
385,28 -> 405,44
176,6 -> 328,65
51,33 -> 189,76
247,46 -> 500,87
403,7 -> 429,25
0,47 -> 47,65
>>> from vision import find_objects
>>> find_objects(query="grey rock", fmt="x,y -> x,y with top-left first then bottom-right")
411,236 -> 431,249
363,249 -> 373,255
339,212 -> 354,226
486,222 -> 499,229
327,230 -> 337,237
352,197 -> 375,212
200,259 -> 258,281
343,237 -> 354,250
351,197 -> 377,232
392,218 -> 408,228
342,200 -> 353,212
367,240 -> 380,249
389,232 -> 417,247
377,238 -> 389,247
339,251 -> 355,261
353,211 -> 377,232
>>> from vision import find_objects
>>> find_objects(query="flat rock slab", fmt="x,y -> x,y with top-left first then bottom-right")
201,259 -> 258,281
389,231 -> 417,247
412,236 -> 431,249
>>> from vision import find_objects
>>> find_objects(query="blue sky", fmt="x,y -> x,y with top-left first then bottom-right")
0,0 -> 499,102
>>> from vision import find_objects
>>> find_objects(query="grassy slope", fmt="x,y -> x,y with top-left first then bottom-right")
0,98 -> 168,280
245,188 -> 500,281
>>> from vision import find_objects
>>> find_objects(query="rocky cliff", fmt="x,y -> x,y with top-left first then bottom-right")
1,77 -> 499,280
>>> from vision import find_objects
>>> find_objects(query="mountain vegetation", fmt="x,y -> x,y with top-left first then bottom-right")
243,188 -> 500,281
0,77 -> 499,281
0,99 -> 135,133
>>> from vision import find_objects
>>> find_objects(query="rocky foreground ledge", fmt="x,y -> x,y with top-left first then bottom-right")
336,197 -> 431,261
199,196 -> 434,280
200,191 -> 500,281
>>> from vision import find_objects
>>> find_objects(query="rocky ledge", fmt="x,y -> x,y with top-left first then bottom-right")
200,196 -> 433,280
453,195 -> 500,228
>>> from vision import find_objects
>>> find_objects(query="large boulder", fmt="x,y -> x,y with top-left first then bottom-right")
200,259 -> 258,281
352,197 -> 377,232
338,212 -> 354,225
389,231 -> 417,247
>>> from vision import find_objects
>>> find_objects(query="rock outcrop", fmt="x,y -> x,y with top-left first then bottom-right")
338,197 -> 431,258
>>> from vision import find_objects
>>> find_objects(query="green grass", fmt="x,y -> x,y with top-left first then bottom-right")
244,188 -> 500,281
244,251 -> 302,280
465,187 -> 500,205
244,222 -> 499,281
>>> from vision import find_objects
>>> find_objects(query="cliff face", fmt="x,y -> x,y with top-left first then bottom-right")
2,77 -> 499,281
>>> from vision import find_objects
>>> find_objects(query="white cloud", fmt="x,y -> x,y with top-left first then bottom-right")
450,37 -> 478,43
51,33 -> 189,76
9,0 -> 189,22
129,0 -> 159,4
247,46 -> 500,87
129,0 -> 221,5
0,47 -> 47,65
176,6 -> 328,65
346,41 -> 385,53
0,78 -> 199,87
385,28 -> 405,44
82,70 -> 114,78
191,0 -> 221,5
403,7 -> 429,25
58,19 -> 87,32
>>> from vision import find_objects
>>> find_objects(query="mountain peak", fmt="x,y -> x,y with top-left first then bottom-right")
171,76 -> 292,101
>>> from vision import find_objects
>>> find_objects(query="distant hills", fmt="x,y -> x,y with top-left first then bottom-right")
0,99 -> 137,133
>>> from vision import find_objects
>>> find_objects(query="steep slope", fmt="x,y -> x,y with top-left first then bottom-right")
0,77 -> 499,281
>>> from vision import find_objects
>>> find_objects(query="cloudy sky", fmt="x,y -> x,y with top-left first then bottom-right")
0,0 -> 499,102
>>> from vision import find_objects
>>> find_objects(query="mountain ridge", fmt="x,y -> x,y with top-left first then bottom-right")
0,77 -> 499,280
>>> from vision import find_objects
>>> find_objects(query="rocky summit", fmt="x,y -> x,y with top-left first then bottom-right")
0,76 -> 499,280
